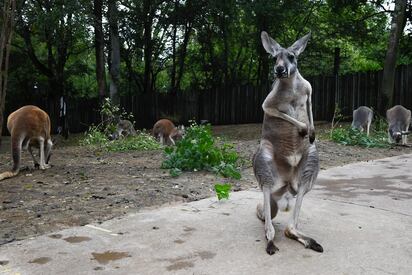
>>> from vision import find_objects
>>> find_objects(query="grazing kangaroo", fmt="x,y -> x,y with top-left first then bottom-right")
152,119 -> 184,146
386,105 -> 411,145
0,105 -> 53,181
351,106 -> 373,136
109,119 -> 136,140
253,31 -> 322,255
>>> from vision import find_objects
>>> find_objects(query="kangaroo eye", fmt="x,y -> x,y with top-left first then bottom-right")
288,54 -> 295,61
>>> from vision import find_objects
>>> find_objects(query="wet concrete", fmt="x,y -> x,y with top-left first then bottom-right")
91,251 -> 130,265
0,154 -> 411,274
28,257 -> 52,265
63,236 -> 92,243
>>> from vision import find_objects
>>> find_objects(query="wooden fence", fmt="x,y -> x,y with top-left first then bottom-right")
2,65 -> 412,133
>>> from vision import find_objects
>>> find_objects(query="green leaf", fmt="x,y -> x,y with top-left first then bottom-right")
214,183 -> 231,200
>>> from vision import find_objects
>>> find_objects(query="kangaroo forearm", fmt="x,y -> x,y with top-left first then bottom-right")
263,105 -> 306,129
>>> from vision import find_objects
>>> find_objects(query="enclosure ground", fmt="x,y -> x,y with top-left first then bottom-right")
1,154 -> 411,274
1,123 -> 411,245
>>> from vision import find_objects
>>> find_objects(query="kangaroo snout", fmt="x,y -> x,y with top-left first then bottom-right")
275,65 -> 287,78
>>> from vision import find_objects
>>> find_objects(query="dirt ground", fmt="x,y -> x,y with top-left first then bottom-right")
1,123 -> 412,245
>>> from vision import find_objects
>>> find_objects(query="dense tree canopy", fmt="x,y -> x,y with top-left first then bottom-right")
3,0 -> 412,101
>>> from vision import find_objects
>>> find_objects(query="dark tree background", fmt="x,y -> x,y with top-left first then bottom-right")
1,0 -> 412,116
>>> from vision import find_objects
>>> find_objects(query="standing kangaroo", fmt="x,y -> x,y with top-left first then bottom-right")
0,105 -> 53,181
351,106 -> 373,136
152,119 -> 184,146
253,31 -> 322,255
386,105 -> 411,145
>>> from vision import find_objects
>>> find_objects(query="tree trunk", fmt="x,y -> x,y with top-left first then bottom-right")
379,0 -> 407,115
333,47 -> 340,76
0,0 -> 16,144
94,0 -> 106,101
175,22 -> 192,92
143,0 -> 153,94
108,0 -> 120,105
170,0 -> 178,93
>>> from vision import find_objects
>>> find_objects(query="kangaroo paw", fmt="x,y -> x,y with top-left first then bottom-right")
307,238 -> 323,253
266,240 -> 279,255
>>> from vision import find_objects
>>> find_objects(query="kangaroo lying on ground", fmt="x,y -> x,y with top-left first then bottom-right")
0,105 -> 53,181
152,119 -> 184,146
109,119 -> 136,140
351,106 -> 373,136
253,31 -> 322,255
386,105 -> 411,145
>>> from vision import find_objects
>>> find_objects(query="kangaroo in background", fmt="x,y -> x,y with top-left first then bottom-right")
109,119 -> 136,140
386,105 -> 411,145
351,106 -> 373,136
253,31 -> 322,255
152,119 -> 184,146
0,105 -> 53,181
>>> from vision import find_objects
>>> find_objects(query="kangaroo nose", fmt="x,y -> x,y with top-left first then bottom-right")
276,66 -> 286,74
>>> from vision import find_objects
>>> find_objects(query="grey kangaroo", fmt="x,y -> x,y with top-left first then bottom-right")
386,105 -> 411,145
253,31 -> 322,255
351,106 -> 373,136
109,119 -> 136,140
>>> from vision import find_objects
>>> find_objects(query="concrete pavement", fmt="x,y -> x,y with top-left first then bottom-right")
1,154 -> 412,275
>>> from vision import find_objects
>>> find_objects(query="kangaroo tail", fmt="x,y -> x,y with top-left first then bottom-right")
0,135 -> 21,181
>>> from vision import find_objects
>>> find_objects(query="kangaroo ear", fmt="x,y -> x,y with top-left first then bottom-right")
289,32 -> 311,56
261,31 -> 281,57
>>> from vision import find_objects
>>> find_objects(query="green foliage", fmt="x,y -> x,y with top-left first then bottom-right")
99,97 -> 135,136
80,128 -> 161,152
162,122 -> 241,179
80,98 -> 159,152
330,126 -> 389,148
80,126 -> 107,146
214,183 -> 231,200
7,0 -> 396,102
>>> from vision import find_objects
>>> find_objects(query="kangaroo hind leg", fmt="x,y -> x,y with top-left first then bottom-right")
253,141 -> 283,255
284,147 -> 323,252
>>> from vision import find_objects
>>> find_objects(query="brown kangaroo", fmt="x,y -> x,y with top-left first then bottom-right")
0,105 -> 53,181
152,119 -> 184,146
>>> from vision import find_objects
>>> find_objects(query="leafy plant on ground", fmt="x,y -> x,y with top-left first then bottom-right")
161,122 -> 241,179
80,128 -> 162,152
330,126 -> 389,148
214,183 -> 231,200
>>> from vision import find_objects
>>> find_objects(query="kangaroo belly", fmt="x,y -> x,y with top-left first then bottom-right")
262,115 -> 309,172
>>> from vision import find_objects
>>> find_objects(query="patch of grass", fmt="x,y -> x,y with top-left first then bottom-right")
214,183 -> 231,200
105,133 -> 162,152
80,127 -> 161,152
330,125 -> 389,148
161,122 -> 241,179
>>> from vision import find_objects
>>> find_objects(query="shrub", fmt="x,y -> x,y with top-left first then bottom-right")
161,122 -> 241,179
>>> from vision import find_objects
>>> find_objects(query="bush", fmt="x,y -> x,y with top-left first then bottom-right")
161,122 -> 241,179
330,126 -> 389,148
